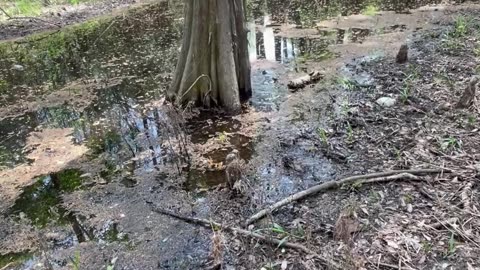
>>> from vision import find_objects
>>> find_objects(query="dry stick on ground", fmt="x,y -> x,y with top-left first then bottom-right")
433,216 -> 480,249
149,204 -> 340,269
8,16 -> 61,28
461,182 -> 473,212
0,7 -> 12,19
246,168 -> 451,225
0,263 -> 13,270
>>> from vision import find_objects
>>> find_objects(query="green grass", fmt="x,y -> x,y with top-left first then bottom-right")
362,4 -> 378,16
440,136 -> 462,151
441,16 -> 474,51
337,76 -> 358,91
14,0 -> 42,16
317,128 -> 329,146
452,16 -> 468,38
400,65 -> 419,103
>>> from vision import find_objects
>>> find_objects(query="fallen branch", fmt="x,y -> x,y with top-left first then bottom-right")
8,16 -> 61,28
149,204 -> 340,269
246,168 -> 451,225
288,71 -> 323,91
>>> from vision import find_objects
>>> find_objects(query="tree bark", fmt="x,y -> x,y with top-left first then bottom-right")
168,0 -> 252,113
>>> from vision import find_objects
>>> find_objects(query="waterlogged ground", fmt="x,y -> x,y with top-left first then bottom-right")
1,0 -> 480,269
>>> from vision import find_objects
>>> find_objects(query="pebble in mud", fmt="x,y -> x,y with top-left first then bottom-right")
376,97 -> 397,107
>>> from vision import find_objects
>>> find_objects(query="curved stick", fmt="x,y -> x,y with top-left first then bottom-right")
245,168 -> 451,225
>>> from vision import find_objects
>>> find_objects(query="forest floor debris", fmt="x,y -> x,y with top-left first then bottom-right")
1,1 -> 480,270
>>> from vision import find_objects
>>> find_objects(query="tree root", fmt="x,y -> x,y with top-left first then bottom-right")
149,204 -> 340,269
245,168 -> 451,225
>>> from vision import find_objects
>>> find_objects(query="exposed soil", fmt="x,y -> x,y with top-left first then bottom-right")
0,0 -> 151,41
1,1 -> 480,270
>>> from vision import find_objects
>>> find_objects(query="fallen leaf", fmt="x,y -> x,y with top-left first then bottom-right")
386,240 -> 400,249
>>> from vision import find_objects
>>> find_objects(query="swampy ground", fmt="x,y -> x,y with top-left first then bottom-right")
1,0 -> 480,269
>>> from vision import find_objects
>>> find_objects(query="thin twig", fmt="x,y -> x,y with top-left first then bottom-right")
0,263 -> 13,270
149,204 -> 340,269
246,168 -> 451,225
0,7 -> 12,19
428,217 -> 459,230
93,19 -> 116,45
432,216 -> 480,248
8,16 -> 61,28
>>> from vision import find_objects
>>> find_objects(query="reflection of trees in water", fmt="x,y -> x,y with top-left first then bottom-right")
250,0 -> 449,26
69,93 -> 189,173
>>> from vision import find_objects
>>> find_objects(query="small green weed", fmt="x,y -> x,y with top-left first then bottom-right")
368,190 -> 381,203
15,0 -> 42,16
217,131 -> 229,143
452,16 -> 468,38
422,241 -> 433,252
440,136 -> 462,151
403,194 -> 414,204
337,76 -> 358,91
444,232 -> 457,257
340,99 -> 350,117
317,128 -> 329,146
362,4 -> 378,16
71,251 -> 81,270
346,122 -> 354,143
467,114 -> 477,126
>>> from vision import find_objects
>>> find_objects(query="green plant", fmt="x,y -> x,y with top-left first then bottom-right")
400,84 -> 410,103
452,16 -> 468,38
71,251 -> 81,270
15,0 -> 42,16
440,136 -> 462,151
467,114 -> 477,126
317,128 -> 329,145
337,76 -> 357,91
400,66 -> 419,103
368,190 -> 381,203
422,241 -> 433,252
217,131 -> 229,143
340,99 -> 350,117
403,194 -> 413,204
362,4 -> 378,16
445,232 -> 456,257
346,122 -> 354,143
392,146 -> 402,160
474,44 -> 480,58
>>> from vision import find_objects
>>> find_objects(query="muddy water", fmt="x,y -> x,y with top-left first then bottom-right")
0,0 -> 459,268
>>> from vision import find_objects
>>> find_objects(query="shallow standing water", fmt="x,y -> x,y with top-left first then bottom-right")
0,0 -> 460,268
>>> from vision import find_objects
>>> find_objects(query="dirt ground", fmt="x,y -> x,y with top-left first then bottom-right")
1,1 -> 480,270
0,0 -> 151,40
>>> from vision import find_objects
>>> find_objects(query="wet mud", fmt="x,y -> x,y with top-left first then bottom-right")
1,0 -> 479,269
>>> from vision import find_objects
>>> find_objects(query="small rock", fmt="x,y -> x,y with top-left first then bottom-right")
11,64 -> 24,71
407,204 -> 413,213
376,97 -> 397,107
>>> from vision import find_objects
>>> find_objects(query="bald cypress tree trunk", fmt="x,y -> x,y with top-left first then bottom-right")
168,0 -> 252,113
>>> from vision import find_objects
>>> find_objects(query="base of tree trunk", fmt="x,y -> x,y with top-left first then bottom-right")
168,0 -> 251,113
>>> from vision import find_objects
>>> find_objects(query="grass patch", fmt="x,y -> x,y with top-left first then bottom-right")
13,0 -> 42,16
362,4 -> 378,16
